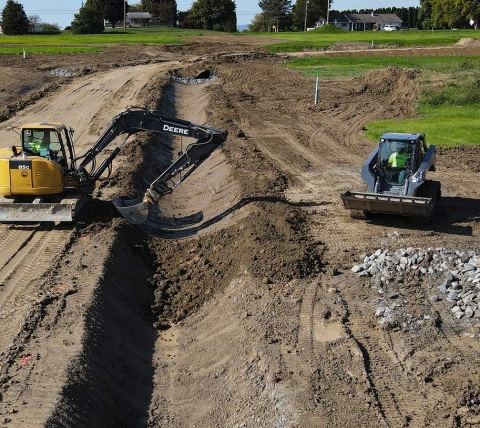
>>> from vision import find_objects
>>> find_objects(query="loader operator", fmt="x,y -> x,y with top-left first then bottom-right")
388,146 -> 408,168
388,145 -> 408,184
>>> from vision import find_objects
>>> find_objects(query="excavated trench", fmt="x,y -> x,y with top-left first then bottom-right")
44,77 -> 231,426
45,227 -> 157,427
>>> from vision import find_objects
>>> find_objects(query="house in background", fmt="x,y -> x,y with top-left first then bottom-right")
127,12 -> 152,27
104,12 -> 153,28
316,13 -> 403,31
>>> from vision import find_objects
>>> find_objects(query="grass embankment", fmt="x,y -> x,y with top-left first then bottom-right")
260,26 -> 480,53
287,54 -> 480,146
0,27 -> 207,54
366,79 -> 480,147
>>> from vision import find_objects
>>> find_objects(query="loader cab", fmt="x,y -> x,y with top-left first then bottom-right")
378,133 -> 423,186
378,140 -> 412,186
21,123 -> 70,168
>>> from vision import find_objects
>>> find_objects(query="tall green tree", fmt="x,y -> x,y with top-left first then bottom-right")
141,0 -> 177,21
188,0 -> 236,31
1,0 -> 29,35
157,0 -> 177,25
460,0 -> 480,29
71,0 -> 105,34
431,0 -> 463,28
98,0 -> 125,27
258,0 -> 292,31
293,0 -> 330,30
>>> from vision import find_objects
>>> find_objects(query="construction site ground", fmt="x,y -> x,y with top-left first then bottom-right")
0,34 -> 480,427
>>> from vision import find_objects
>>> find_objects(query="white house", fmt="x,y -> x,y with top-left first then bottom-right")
317,13 -> 403,31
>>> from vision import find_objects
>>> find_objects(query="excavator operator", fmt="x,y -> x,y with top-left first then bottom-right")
24,130 -> 49,156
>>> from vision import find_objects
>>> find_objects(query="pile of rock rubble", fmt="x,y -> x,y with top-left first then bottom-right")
50,68 -> 76,77
351,246 -> 480,328
170,70 -> 218,85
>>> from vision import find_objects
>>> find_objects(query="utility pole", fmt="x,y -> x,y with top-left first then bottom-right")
123,0 -> 127,30
326,0 -> 330,26
304,0 -> 309,31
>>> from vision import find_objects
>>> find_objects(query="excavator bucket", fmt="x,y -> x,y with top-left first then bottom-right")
112,194 -> 153,225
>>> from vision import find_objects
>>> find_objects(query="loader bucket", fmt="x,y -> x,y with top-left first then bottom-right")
112,194 -> 153,225
341,191 -> 434,218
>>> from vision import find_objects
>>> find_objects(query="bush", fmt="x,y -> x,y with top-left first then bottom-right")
310,24 -> 346,33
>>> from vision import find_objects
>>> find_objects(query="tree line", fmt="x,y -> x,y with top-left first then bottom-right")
68,0 -> 236,34
256,0 -> 479,31
1,0 -> 60,35
1,0 -> 478,35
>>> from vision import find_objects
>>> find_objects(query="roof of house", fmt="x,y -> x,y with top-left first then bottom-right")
329,14 -> 351,23
127,12 -> 152,19
346,13 -> 403,24
326,13 -> 402,25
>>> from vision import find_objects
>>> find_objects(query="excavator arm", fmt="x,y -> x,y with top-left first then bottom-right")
80,107 -> 229,225
0,107 -> 227,225
76,106 -> 226,183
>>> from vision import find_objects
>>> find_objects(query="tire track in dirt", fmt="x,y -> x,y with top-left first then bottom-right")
0,225 -> 71,352
334,270 -> 480,427
0,62 -> 176,425
230,96 -> 385,255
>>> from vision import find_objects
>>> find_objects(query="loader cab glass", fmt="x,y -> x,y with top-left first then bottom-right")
378,140 -> 412,185
22,128 -> 66,167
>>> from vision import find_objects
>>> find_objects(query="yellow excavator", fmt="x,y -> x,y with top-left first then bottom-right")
0,107 -> 228,224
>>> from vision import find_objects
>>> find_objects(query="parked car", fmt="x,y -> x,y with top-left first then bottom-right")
384,25 -> 400,31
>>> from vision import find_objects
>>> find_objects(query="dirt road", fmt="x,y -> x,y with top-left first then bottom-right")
0,38 -> 479,427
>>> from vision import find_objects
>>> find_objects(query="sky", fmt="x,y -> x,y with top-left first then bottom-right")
0,0 -> 420,30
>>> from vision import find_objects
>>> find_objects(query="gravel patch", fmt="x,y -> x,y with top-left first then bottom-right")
351,246 -> 480,332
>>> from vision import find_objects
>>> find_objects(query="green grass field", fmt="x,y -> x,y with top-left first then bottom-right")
285,53 -> 480,147
259,28 -> 480,52
0,27 -> 221,52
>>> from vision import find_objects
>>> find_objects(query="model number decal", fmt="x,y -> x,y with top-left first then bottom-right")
10,160 -> 32,170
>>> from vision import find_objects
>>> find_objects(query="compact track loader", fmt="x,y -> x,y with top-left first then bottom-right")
0,107 -> 228,224
341,132 -> 440,222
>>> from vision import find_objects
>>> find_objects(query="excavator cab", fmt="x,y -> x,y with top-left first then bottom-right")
21,125 -> 69,168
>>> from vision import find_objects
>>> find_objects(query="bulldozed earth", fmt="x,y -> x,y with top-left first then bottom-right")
0,35 -> 480,427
